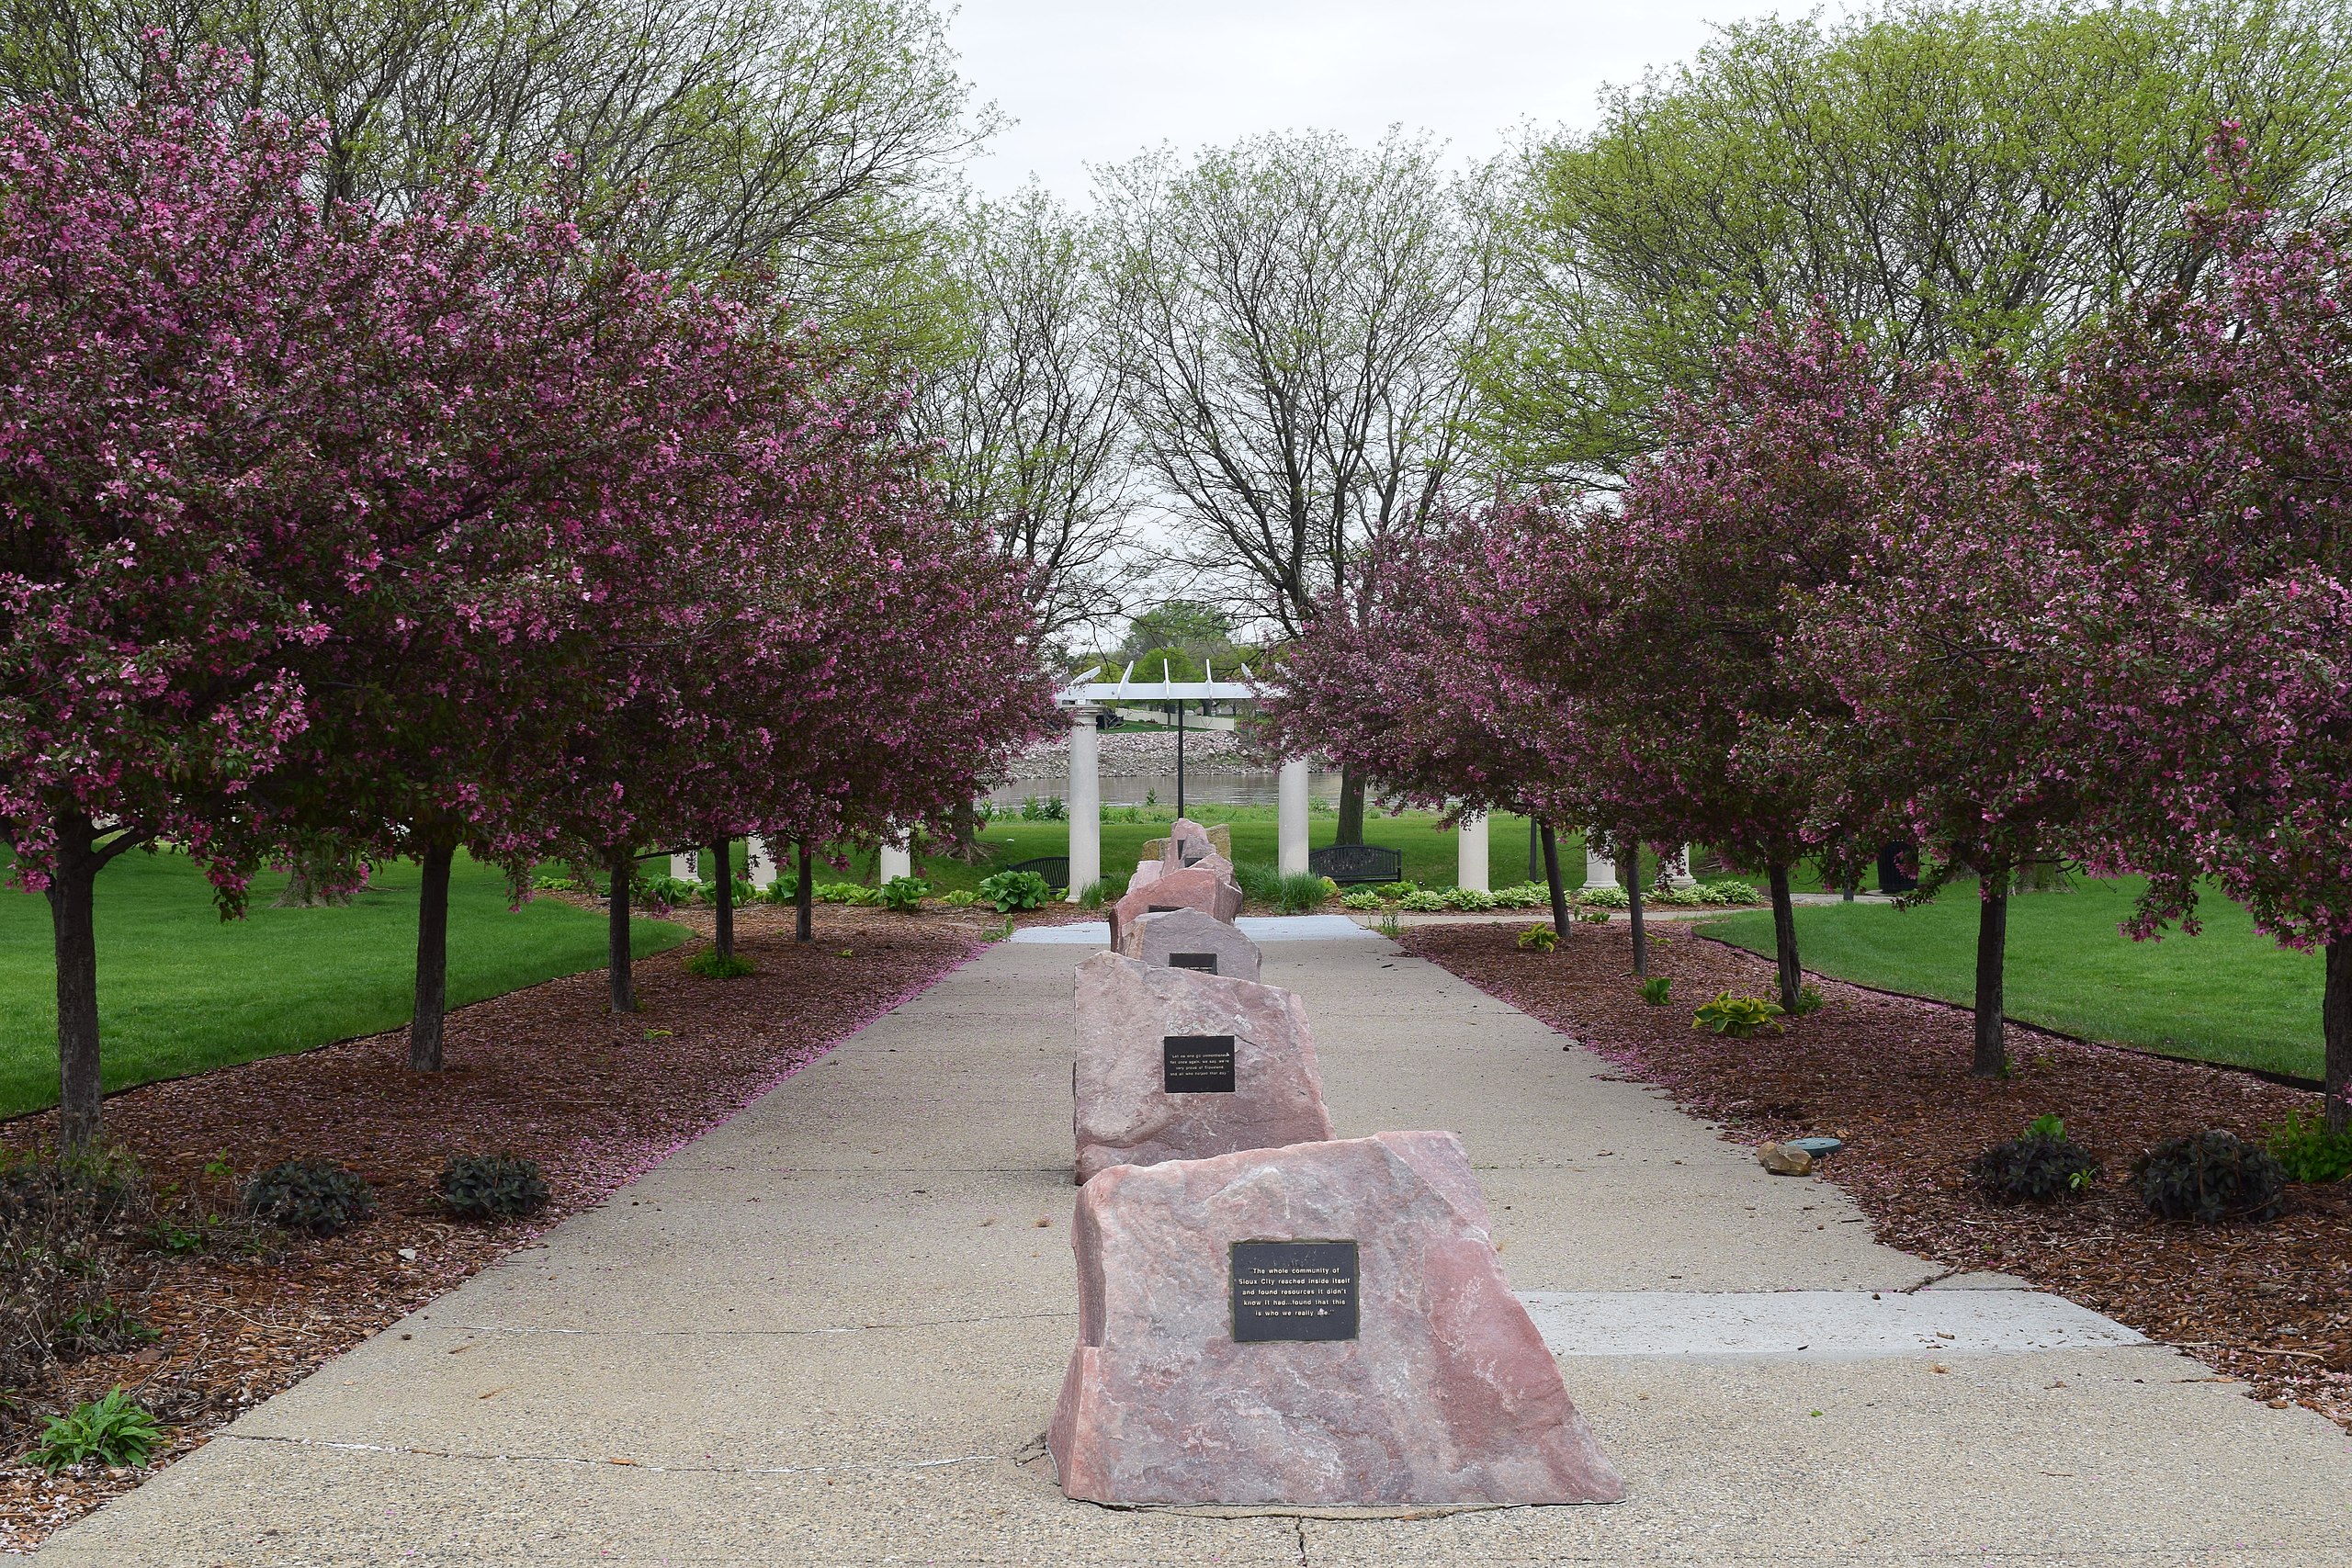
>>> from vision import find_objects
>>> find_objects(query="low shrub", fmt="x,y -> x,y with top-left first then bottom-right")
438,1154 -> 550,1220
1018,795 -> 1069,821
1695,878 -> 1761,904
2265,1109 -> 2352,1183
1969,1115 -> 2099,1203
1638,976 -> 1672,1006
1397,889 -> 1446,912
1339,889 -> 1385,911
1516,925 -> 1557,952
1788,983 -> 1826,1017
1692,992 -> 1784,1037
685,948 -> 756,978
877,875 -> 931,912
242,1159 -> 373,1237
978,869 -> 1053,913
2136,1130 -> 2289,1224
634,874 -> 702,912
1580,884 -> 1628,909
26,1388 -> 164,1472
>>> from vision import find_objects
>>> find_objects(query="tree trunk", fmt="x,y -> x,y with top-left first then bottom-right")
2325,939 -> 2351,1134
1767,863 -> 1803,1014
44,811 -> 105,1154
1973,868 -> 2010,1078
1539,821 -> 1569,937
1335,765 -> 1366,846
409,837 -> 457,1072
948,798 -> 988,863
710,838 -> 736,962
1623,833 -> 1646,977
607,847 -> 637,1014
795,840 -> 814,942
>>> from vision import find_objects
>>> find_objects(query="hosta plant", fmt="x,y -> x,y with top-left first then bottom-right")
1692,992 -> 1784,1037
877,875 -> 931,912
1516,925 -> 1558,952
977,869 -> 1053,913
1638,976 -> 1672,1006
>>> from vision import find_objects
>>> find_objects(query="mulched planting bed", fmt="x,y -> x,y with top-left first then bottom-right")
1403,920 -> 2352,1434
0,903 -> 989,1552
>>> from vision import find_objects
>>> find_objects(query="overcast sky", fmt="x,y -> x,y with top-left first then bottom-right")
947,0 -> 1852,199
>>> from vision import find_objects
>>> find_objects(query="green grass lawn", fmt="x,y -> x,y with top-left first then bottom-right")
910,807 -> 1578,896
1,850 -> 688,1120
1700,877 -> 2323,1082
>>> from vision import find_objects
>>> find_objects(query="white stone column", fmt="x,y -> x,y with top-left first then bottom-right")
1455,810 -> 1490,893
1276,758 -> 1310,876
746,837 -> 777,889
1582,832 -> 1617,890
1666,845 -> 1697,889
878,835 -> 912,884
670,850 -> 698,883
1068,709 -> 1102,902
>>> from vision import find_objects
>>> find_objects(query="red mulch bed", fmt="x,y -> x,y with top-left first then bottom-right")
0,903 -> 990,1552
1403,920 -> 2352,1433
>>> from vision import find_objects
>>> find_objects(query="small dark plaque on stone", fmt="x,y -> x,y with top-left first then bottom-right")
1230,1240 -> 1359,1343
1161,1033 -> 1236,1094
1147,903 -> 1182,913
1169,952 -> 1218,974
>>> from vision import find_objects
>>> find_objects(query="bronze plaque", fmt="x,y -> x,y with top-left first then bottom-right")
1161,1033 -> 1236,1093
1230,1240 -> 1359,1342
1169,952 -> 1218,974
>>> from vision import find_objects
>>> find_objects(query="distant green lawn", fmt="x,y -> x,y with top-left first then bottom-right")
1701,877 -> 2322,1081
1,850 -> 688,1120
910,807 -> 1577,896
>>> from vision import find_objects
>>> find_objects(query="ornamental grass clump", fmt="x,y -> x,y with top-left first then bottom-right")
1692,992 -> 1784,1036
241,1160 -> 373,1237
1276,872 -> 1332,914
438,1154 -> 551,1221
1968,1114 -> 2099,1204
2136,1131 -> 2288,1224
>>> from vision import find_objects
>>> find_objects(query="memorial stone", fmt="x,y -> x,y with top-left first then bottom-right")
1048,1131 -> 1624,1507
1106,865 -> 1241,950
1122,905 -> 1261,984
1071,953 -> 1330,1182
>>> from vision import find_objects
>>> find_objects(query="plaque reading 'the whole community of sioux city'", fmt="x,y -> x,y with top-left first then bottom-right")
1161,1033 -> 1237,1094
1229,1239 -> 1360,1342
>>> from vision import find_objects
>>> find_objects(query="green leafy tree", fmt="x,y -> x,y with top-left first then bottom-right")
1481,0 -> 2352,480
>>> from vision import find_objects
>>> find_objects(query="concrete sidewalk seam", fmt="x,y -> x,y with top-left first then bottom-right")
217,1433 -> 1010,1477
431,1312 -> 1079,1337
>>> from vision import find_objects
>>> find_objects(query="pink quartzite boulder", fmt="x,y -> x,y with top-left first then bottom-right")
1121,906 -> 1262,984
1106,865 -> 1241,951
1071,953 -> 1330,1183
1048,1131 -> 1624,1507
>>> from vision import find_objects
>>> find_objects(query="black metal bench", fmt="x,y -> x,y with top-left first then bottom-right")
1006,855 -> 1069,890
1307,844 -> 1401,886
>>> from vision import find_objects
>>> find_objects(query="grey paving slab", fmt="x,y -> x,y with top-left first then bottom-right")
36,938 -> 2352,1566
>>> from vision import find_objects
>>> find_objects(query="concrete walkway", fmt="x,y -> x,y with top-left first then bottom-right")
40,934 -> 2352,1565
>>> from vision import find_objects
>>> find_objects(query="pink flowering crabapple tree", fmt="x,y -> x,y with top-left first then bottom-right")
0,58 -> 476,1146
1496,316 -> 1898,1010
1254,514 -> 1607,936
1781,355 -> 2091,1077
2017,191 -> 2352,1128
